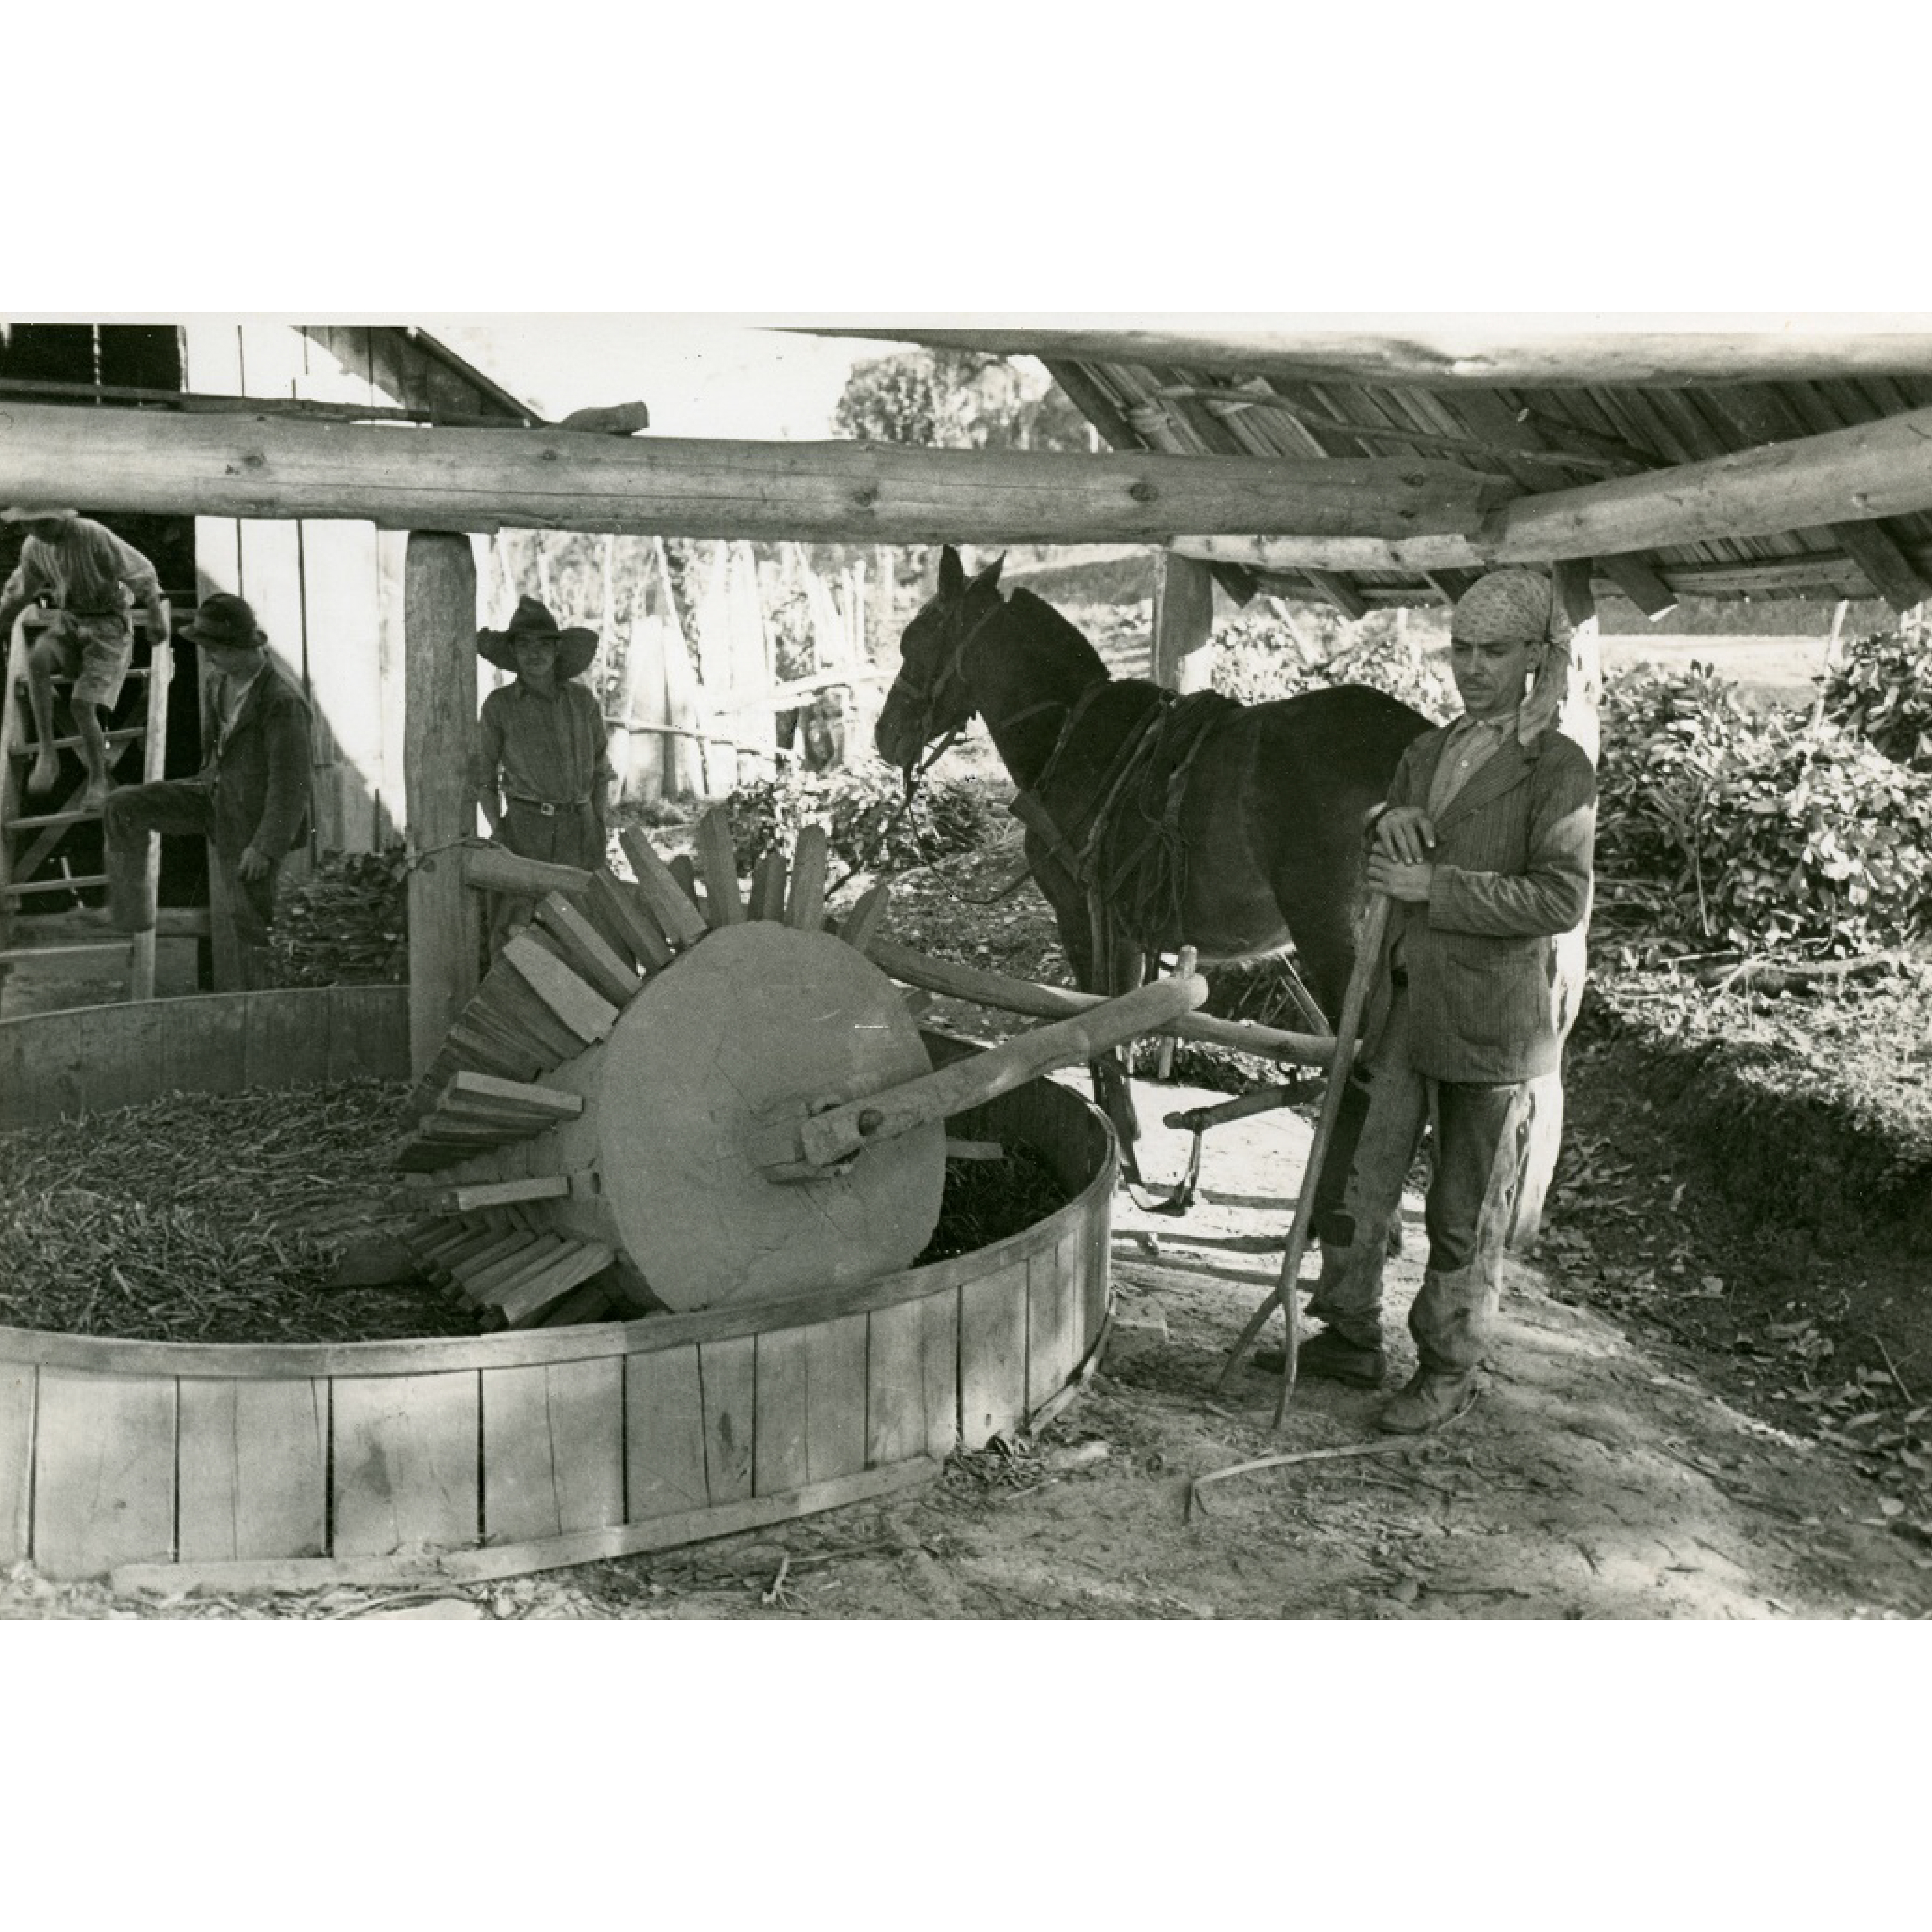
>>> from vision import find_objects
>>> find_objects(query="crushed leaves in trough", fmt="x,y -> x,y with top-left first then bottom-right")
0,1081 -> 475,1345
0,1078 -> 1073,1346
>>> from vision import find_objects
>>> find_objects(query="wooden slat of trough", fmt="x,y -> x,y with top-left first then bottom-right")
1027,1225 -> 1084,1416
481,1356 -> 624,1544
331,1371 -> 482,1558
32,1369 -> 177,1577
327,984 -> 406,1083
960,1258 -> 1030,1453
112,1458 -> 943,1596
177,1379 -> 329,1562
1081,1185 -> 1111,1346
242,988 -> 332,1089
700,1335 -> 756,1504
626,1346 -> 711,1521
0,1362 -> 34,1564
804,1312 -> 869,1485
753,1327 -> 810,1495
866,1291 -> 959,1467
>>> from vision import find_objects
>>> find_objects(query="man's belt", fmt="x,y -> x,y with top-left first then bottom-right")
506,794 -> 592,817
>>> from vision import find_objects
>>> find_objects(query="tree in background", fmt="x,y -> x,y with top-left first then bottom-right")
833,349 -> 1093,453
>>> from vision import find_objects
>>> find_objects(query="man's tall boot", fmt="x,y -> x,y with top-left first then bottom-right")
1379,1261 -> 1495,1433
1255,1240 -> 1389,1385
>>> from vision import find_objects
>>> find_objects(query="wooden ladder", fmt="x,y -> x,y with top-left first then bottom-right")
0,607 -> 173,1003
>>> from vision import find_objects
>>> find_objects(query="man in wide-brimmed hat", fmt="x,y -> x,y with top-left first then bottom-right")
0,505 -> 173,808
474,595 -> 614,948
101,592 -> 312,989
1265,568 -> 1598,1434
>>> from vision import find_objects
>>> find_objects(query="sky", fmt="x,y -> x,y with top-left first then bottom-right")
428,318 -> 892,441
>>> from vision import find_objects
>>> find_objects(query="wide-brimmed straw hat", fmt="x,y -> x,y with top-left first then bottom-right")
1,504 -> 79,524
181,593 -> 267,650
477,595 -> 598,678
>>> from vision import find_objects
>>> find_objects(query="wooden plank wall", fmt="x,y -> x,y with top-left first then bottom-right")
177,324 -> 508,869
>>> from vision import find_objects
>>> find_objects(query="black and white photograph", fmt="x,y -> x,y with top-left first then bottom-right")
4,10 -> 1926,1923
3,313 -> 1928,1628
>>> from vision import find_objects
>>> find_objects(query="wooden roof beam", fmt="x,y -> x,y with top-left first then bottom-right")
796,326 -> 1932,389
0,399 -> 1509,547
1176,402 -> 1932,574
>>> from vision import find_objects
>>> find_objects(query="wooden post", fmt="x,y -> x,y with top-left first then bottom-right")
406,532 -> 482,1078
1151,550 -> 1215,694
1544,558 -> 1603,769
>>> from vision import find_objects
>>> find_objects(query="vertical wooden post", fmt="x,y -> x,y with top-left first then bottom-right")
406,532 -> 481,1078
1151,549 -> 1215,694
1546,557 -> 1602,769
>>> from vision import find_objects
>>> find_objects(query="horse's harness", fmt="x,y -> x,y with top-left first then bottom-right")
1015,683 -> 1237,993
903,591 -> 1234,970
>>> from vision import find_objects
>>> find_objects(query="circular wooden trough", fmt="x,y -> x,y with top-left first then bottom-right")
0,986 -> 1114,1589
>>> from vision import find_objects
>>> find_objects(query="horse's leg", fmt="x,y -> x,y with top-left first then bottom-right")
1028,837 -> 1149,1175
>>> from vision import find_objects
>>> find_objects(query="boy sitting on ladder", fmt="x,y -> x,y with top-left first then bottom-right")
0,505 -> 172,809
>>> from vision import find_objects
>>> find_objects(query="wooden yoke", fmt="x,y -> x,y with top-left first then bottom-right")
761,974 -> 1209,1178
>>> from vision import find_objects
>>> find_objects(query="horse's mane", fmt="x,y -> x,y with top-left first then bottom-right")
1002,586 -> 1111,685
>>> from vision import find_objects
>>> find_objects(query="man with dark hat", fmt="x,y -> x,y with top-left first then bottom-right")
1280,567 -> 1597,1434
101,592 -> 312,989
0,506 -> 172,808
474,595 -> 614,948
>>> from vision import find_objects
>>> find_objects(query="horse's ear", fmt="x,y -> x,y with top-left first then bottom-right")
938,545 -> 965,598
972,553 -> 1005,596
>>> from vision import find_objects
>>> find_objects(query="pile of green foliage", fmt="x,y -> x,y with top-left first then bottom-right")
1596,660 -> 1932,954
270,848 -> 410,986
725,767 -> 1001,875
1210,611 -> 1455,721
1820,623 -> 1932,771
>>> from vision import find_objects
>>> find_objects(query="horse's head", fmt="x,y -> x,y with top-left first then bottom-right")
875,544 -> 1005,775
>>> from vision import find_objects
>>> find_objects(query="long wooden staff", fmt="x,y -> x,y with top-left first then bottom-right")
1216,892 -> 1393,1424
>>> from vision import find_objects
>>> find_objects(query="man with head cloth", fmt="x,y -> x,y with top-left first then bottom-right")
1283,567 -> 1597,1432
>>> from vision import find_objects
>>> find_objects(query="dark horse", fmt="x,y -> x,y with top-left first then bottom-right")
877,547 -> 1431,1028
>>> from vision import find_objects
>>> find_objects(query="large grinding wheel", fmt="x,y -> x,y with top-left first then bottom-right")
396,810 -> 1205,1329
599,919 -> 943,1307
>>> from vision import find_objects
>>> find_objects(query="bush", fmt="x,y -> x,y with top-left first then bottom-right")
270,848 -> 410,986
1210,611 -> 1455,721
725,767 -> 1002,874
1598,662 -> 1932,953
1821,624 -> 1932,771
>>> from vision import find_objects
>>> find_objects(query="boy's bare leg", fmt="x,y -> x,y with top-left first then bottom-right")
75,701 -> 112,807
24,636 -> 63,796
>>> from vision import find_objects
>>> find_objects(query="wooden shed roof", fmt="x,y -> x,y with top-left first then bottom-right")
820,325 -> 1932,617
